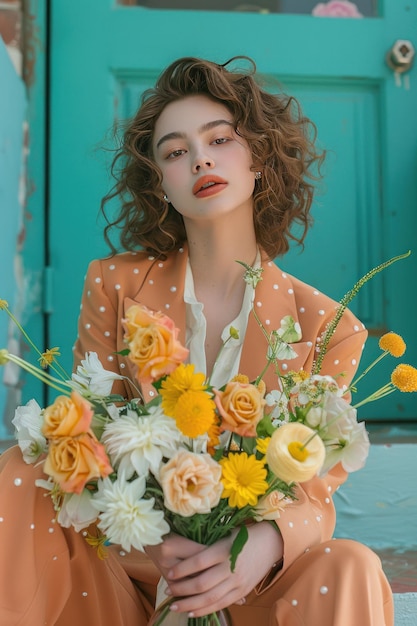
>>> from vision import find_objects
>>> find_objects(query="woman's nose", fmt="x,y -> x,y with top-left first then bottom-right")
192,153 -> 215,173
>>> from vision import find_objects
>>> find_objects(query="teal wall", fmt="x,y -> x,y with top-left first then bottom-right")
0,40 -> 27,438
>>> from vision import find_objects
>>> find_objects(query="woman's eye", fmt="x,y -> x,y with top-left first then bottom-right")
167,149 -> 185,159
212,137 -> 229,145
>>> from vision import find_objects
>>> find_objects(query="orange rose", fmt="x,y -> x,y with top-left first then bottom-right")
44,434 -> 112,494
123,304 -> 189,384
214,381 -> 265,437
42,391 -> 94,439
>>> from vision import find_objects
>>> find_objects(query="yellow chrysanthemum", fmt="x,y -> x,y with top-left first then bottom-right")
256,437 -> 271,456
174,389 -> 216,438
391,364 -> 417,392
0,299 -> 9,310
220,452 -> 268,509
38,347 -> 61,369
160,364 -> 207,417
379,332 -> 406,358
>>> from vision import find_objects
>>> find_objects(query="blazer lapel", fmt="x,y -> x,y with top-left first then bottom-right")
240,260 -> 310,390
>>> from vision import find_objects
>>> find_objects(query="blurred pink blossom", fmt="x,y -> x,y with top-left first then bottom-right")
312,0 -> 363,17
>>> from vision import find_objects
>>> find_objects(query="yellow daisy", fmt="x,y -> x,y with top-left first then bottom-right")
220,452 -> 268,509
174,389 -> 216,438
391,364 -> 417,392
379,332 -> 406,358
256,437 -> 271,456
160,363 -> 207,417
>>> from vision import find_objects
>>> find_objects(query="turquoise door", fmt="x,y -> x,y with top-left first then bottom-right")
45,0 -> 416,420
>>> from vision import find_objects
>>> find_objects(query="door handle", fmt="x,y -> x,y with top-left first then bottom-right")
386,40 -> 415,74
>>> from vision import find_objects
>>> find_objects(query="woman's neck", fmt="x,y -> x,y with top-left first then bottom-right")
184,216 -> 258,299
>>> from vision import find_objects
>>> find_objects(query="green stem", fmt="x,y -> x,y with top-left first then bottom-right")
349,351 -> 388,390
313,251 -> 411,375
4,352 -> 72,395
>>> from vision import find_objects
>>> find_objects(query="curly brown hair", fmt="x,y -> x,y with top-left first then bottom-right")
101,56 -> 325,259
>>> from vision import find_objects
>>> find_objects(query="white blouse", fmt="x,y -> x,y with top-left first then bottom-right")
183,253 -> 260,389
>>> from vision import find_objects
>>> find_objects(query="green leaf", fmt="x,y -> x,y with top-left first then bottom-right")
115,349 -> 130,356
230,525 -> 249,572
256,414 -> 275,437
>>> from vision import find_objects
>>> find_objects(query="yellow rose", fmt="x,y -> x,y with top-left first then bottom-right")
123,304 -> 189,384
43,391 -> 94,439
214,381 -> 265,437
159,450 -> 223,517
44,434 -> 112,494
254,489 -> 290,521
266,422 -> 325,484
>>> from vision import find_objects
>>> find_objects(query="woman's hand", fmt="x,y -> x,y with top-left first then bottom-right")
147,522 -> 283,618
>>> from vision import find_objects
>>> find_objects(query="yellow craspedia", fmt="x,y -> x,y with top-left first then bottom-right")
231,373 -> 250,384
288,441 -> 310,462
391,364 -> 417,392
220,452 -> 268,509
0,299 -> 9,310
174,389 -> 216,438
379,332 -> 406,358
160,363 -> 207,417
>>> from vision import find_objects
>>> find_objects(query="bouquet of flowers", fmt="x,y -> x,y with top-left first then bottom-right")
1,252 -> 416,626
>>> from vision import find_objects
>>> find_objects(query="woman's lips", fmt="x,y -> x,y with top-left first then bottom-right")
192,175 -> 228,198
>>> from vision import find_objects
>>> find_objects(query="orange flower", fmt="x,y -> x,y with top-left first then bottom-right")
42,391 -> 94,439
123,304 -> 188,384
214,381 -> 265,437
254,490 -> 291,521
379,332 -> 406,357
159,450 -> 223,516
44,434 -> 112,494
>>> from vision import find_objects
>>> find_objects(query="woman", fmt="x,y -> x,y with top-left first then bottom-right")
0,57 -> 393,625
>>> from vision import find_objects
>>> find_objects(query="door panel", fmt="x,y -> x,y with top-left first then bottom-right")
48,0 -> 417,420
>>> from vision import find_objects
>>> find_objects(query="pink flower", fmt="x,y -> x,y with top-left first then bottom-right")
312,1 -> 363,18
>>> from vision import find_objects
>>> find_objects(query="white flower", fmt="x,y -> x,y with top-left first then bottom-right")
268,321 -> 300,362
292,374 -> 341,405
58,490 -> 98,532
319,395 -> 370,474
92,475 -> 170,552
70,351 -> 124,396
305,406 -> 326,428
265,390 -> 290,423
11,399 -> 47,463
102,404 -> 182,479
277,315 -> 302,343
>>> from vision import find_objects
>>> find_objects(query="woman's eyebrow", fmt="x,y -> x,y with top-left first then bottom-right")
155,119 -> 234,150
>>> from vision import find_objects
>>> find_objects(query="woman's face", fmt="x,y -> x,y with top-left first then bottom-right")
152,95 -> 256,224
